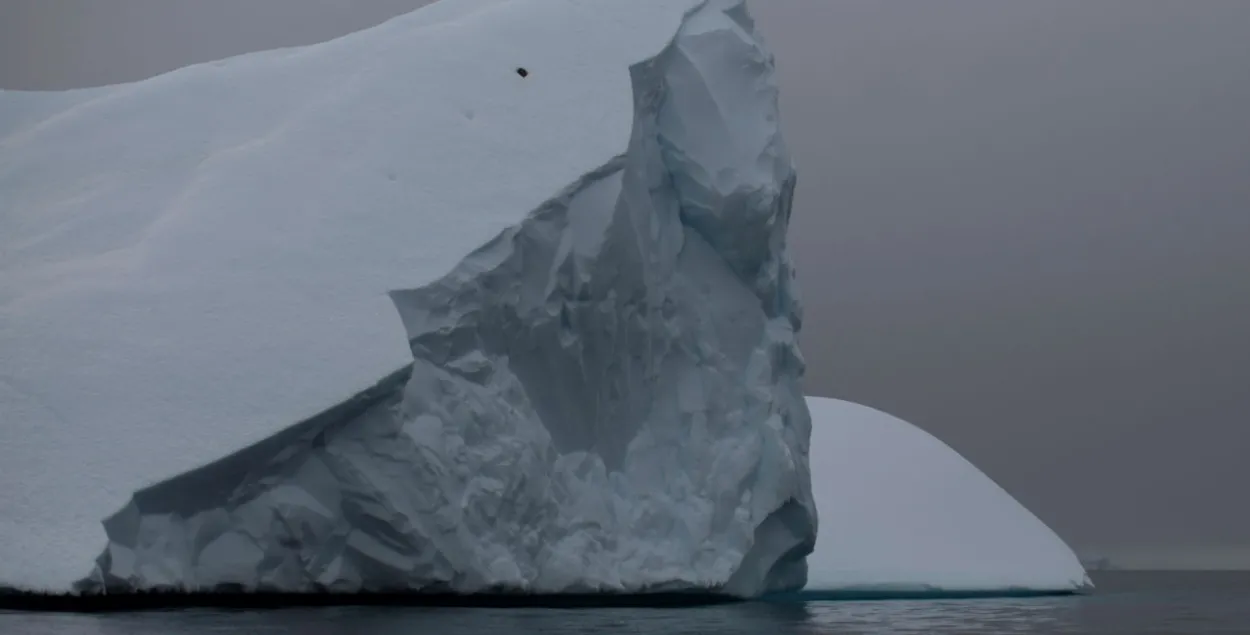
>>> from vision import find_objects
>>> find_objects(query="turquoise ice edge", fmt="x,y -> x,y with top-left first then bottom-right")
762,586 -> 1089,602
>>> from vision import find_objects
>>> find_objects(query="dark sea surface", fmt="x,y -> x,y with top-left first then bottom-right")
4,571 -> 1249,635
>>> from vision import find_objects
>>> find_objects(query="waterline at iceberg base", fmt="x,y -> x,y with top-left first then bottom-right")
0,391 -> 1092,610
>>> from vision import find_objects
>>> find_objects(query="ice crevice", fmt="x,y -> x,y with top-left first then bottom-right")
79,0 -> 816,598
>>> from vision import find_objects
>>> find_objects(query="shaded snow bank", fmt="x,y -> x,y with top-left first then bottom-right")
803,397 -> 1090,594
0,0 -> 814,597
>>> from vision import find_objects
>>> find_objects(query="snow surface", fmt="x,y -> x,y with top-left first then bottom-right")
803,397 -> 1090,593
0,0 -> 815,596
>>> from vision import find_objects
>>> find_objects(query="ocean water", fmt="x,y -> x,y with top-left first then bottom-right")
4,571 -> 1249,635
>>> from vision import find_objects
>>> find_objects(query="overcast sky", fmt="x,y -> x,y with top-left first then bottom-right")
2,0 -> 1248,564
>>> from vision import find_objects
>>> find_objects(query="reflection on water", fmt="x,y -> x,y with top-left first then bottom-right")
806,597 -> 1078,634
7,572 -> 1250,635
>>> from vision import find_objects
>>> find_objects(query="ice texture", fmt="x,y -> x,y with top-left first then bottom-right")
0,0 -> 815,597
804,397 -> 1090,594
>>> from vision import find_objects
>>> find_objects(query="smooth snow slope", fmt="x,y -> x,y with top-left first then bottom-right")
804,397 -> 1090,593
1,0 -> 815,595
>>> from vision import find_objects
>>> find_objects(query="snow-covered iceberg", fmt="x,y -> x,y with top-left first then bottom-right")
801,397 -> 1090,596
0,0 -> 815,597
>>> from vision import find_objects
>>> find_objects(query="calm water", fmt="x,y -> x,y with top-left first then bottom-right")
4,572 -> 1249,635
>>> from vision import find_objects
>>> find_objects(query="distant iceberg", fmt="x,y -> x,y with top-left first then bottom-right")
799,397 -> 1090,596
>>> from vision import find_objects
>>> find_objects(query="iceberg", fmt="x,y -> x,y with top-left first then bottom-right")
0,0 -> 815,598
801,397 -> 1090,596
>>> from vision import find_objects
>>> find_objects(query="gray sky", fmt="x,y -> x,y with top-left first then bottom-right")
3,0 -> 1249,564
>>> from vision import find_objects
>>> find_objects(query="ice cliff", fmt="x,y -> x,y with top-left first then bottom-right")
0,0 -> 814,597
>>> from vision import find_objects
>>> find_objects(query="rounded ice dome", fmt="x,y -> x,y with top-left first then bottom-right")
803,396 -> 1091,595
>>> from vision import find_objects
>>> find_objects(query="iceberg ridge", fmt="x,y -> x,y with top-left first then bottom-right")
62,0 -> 815,598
